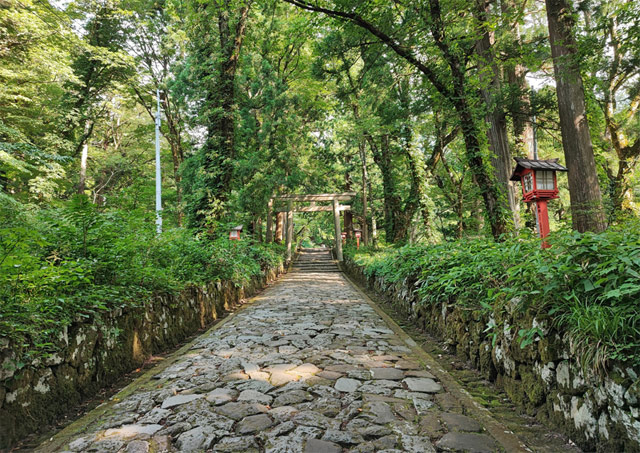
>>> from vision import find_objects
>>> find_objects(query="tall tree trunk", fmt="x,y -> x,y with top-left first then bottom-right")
78,142 -> 89,195
359,140 -> 369,246
507,67 -> 535,159
600,17 -> 640,217
344,152 -> 354,237
394,130 -> 422,242
429,0 -> 510,239
545,0 -> 606,232
77,120 -> 93,194
169,141 -> 183,223
501,0 -> 535,159
610,159 -> 634,215
162,95 -> 185,225
474,198 -> 485,232
351,104 -> 369,245
509,80 -> 535,159
369,134 -> 403,242
255,217 -> 263,242
371,215 -> 377,245
475,0 -> 519,230
455,184 -> 464,239
454,95 -> 509,238
434,152 -> 465,239
199,1 -> 251,220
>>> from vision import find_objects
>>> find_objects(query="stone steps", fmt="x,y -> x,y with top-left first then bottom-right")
292,248 -> 339,273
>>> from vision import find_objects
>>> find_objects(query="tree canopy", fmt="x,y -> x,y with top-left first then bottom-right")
3,0 -> 638,244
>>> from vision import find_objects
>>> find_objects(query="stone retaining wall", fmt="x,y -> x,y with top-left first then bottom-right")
0,264 -> 284,449
343,258 -> 640,452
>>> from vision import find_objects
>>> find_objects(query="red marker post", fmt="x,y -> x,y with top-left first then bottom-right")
354,230 -> 362,249
510,158 -> 568,248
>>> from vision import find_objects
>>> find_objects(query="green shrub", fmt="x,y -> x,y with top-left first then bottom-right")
0,197 -> 285,362
345,221 -> 640,370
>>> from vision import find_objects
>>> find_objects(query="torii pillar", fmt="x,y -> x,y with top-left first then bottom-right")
333,198 -> 343,262
286,200 -> 294,261
266,198 -> 273,243
274,212 -> 284,242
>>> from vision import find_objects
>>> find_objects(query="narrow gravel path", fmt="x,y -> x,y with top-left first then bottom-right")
38,249 -> 507,453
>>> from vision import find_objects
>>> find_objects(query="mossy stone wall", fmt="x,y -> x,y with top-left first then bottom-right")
344,258 -> 640,452
0,264 -> 283,449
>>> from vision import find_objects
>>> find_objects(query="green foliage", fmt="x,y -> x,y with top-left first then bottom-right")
1,0 -> 639,383
0,199 -> 285,362
346,222 -> 640,369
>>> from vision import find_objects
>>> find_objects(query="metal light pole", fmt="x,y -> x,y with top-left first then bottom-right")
531,88 -> 539,160
155,88 -> 162,234
531,88 -> 540,237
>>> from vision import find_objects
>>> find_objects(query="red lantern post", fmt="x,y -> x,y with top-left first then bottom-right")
354,230 -> 362,249
510,158 -> 567,248
229,225 -> 243,241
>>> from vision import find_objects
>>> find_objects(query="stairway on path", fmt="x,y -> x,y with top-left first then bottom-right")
291,248 -> 340,273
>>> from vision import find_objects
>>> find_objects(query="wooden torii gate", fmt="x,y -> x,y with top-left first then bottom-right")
266,192 -> 356,262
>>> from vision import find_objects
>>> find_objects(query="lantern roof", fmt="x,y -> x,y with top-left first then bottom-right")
509,157 -> 567,181
231,225 -> 243,231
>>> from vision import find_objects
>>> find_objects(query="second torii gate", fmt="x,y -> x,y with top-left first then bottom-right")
267,192 -> 356,262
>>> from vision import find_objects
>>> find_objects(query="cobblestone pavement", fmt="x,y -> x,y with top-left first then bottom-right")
40,249 -> 508,453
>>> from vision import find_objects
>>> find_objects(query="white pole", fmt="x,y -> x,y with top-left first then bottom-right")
333,198 -> 343,261
532,88 -> 538,160
532,114 -> 538,160
155,88 -> 162,234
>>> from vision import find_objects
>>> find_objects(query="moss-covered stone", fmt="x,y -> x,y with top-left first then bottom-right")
342,260 -> 640,453
520,368 -> 546,409
0,409 -> 16,447
0,263 -> 284,450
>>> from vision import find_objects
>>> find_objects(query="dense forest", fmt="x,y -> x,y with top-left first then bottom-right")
2,0 -> 640,392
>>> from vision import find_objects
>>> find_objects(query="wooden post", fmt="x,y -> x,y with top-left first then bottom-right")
256,217 -> 263,242
286,201 -> 293,261
282,212 -> 287,244
371,216 -> 377,246
333,198 -> 343,261
359,140 -> 369,246
266,198 -> 273,243
275,212 -> 284,242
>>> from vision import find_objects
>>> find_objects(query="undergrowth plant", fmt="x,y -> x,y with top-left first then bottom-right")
0,198 -> 285,365
345,220 -> 640,372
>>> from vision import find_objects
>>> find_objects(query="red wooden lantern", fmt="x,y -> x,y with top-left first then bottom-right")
510,158 -> 567,247
229,225 -> 243,240
354,229 -> 362,249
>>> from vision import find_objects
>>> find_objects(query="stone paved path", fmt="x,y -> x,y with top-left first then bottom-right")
40,249 -> 507,453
